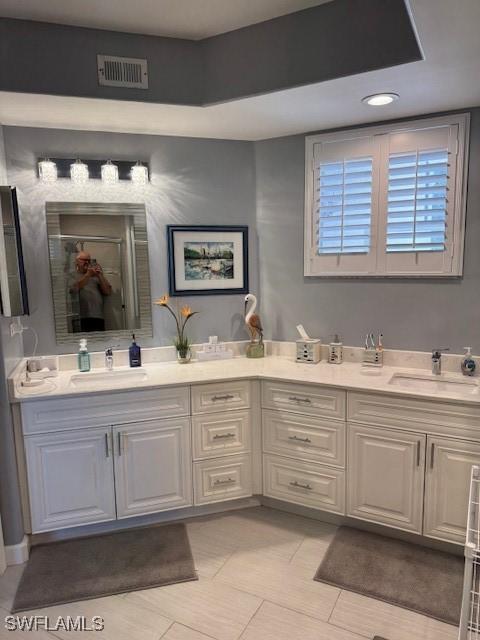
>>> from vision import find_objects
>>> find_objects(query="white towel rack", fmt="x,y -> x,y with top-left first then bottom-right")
459,465 -> 480,639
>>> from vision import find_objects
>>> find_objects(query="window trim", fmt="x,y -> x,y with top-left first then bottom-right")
304,113 -> 470,277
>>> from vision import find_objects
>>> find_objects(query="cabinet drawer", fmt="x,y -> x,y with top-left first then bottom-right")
21,387 -> 190,434
193,455 -> 252,505
263,454 -> 345,514
348,391 -> 480,440
262,410 -> 345,467
262,381 -> 345,420
192,410 -> 251,460
191,381 -> 250,414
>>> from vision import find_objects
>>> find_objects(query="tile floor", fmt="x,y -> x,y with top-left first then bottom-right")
0,507 -> 459,639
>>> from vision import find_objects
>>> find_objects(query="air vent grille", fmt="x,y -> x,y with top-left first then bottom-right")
97,55 -> 148,89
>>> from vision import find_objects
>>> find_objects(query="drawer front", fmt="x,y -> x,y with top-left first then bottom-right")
262,410 -> 345,467
192,381 -> 250,414
192,410 -> 251,460
263,454 -> 345,514
262,381 -> 345,420
193,454 -> 253,505
348,392 -> 480,440
21,387 -> 190,434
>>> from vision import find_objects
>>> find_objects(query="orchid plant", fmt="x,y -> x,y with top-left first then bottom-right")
154,294 -> 198,358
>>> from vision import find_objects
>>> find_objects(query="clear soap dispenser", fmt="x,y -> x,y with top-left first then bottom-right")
461,347 -> 476,376
78,339 -> 91,372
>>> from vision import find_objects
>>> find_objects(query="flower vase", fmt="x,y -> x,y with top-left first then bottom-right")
176,348 -> 192,364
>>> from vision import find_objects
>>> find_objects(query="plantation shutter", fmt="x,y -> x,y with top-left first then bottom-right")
377,123 -> 461,275
304,114 -> 468,277
386,149 -> 449,253
307,134 -> 379,275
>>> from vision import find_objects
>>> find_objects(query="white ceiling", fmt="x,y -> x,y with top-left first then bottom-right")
0,0 -> 327,39
0,0 -> 479,141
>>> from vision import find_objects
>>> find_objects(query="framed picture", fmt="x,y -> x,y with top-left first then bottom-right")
167,225 -> 249,296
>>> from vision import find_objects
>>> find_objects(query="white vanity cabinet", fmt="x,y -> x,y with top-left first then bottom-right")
261,381 -> 347,514
24,427 -> 116,533
21,387 -> 192,533
191,381 -> 253,505
113,418 -> 192,519
346,423 -> 425,534
424,436 -> 480,544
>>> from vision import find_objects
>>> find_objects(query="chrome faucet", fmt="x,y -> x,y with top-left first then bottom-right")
432,348 -> 449,375
105,346 -> 119,371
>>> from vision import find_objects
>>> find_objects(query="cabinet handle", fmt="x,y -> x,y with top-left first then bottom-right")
213,478 -> 235,486
288,435 -> 312,444
430,443 -> 435,469
288,396 -> 311,404
105,432 -> 110,458
416,441 -> 421,467
289,480 -> 312,490
118,431 -> 122,456
212,394 -> 235,402
213,433 -> 236,440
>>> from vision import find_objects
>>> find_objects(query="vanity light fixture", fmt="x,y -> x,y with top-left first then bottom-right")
101,160 -> 119,185
70,159 -> 89,184
362,92 -> 399,106
131,161 -> 149,185
38,158 -> 58,183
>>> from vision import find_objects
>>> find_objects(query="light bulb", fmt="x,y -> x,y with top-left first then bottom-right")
101,160 -> 118,185
38,158 -> 57,183
362,93 -> 399,106
70,159 -> 89,184
131,162 -> 148,185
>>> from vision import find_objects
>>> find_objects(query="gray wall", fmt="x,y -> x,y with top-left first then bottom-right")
0,126 -> 25,546
0,1 -> 420,106
254,107 -> 480,353
3,126 -> 257,355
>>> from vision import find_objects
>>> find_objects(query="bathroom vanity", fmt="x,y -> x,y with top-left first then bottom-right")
10,353 -> 480,546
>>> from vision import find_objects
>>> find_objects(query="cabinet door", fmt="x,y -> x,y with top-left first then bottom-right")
114,418 -> 192,519
25,427 -> 116,533
347,423 -> 425,533
424,436 -> 480,544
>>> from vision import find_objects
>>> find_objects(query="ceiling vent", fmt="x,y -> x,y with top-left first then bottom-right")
97,55 -> 148,89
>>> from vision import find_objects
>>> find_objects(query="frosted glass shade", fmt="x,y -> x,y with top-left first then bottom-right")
70,159 -> 89,184
38,159 -> 57,183
101,160 -> 119,185
131,162 -> 148,185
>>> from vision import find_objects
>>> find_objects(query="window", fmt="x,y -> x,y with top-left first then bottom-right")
304,114 -> 470,277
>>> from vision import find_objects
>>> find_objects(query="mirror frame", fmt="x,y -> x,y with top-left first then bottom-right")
46,201 -> 152,344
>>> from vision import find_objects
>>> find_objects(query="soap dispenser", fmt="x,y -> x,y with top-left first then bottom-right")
461,347 -> 476,376
129,334 -> 142,368
78,339 -> 91,372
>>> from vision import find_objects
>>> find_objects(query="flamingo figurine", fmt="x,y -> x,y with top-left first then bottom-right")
244,293 -> 265,358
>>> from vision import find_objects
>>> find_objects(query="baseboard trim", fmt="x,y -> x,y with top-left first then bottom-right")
260,496 -> 462,556
5,535 -> 29,565
30,497 -> 261,545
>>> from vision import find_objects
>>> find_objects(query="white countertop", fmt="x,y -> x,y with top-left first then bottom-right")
9,355 -> 480,406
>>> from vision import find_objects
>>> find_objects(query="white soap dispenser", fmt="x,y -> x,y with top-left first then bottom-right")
461,347 -> 476,376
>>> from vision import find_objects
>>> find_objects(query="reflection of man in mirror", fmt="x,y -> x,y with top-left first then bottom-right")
69,250 -> 112,332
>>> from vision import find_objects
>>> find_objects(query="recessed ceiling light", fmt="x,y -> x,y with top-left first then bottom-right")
362,93 -> 399,106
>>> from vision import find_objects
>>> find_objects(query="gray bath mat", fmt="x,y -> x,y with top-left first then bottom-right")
12,522 -> 197,613
315,527 -> 463,626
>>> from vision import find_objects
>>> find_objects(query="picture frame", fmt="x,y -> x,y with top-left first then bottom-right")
167,225 -> 249,296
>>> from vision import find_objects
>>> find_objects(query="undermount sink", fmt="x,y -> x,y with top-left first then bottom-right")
70,368 -> 148,387
388,372 -> 480,396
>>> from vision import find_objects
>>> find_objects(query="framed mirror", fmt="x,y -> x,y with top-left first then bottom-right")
46,202 -> 152,344
0,186 -> 29,317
